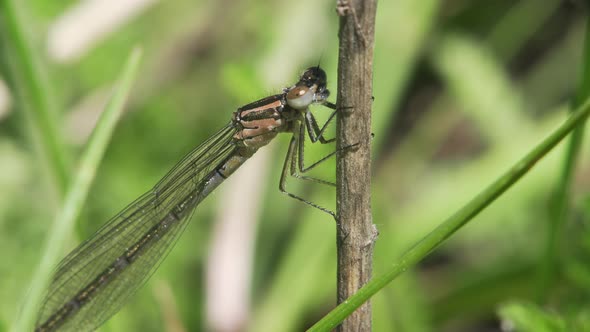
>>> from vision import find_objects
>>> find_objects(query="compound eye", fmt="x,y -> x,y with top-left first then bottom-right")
286,86 -> 314,110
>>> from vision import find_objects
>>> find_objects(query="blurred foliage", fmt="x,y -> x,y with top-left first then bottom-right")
0,0 -> 589,331
498,301 -> 567,332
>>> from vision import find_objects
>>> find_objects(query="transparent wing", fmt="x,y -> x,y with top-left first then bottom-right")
36,123 -> 237,332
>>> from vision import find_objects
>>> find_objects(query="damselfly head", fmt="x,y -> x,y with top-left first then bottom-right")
286,67 -> 330,110
298,66 -> 327,88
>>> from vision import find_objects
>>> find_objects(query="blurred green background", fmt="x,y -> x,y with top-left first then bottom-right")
1,0 -> 590,331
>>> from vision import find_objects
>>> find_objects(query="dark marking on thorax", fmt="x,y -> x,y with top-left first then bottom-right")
232,94 -> 294,149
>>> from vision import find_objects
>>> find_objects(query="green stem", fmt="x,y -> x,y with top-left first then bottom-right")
0,0 -> 70,196
308,96 -> 590,331
536,17 -> 590,302
12,48 -> 142,332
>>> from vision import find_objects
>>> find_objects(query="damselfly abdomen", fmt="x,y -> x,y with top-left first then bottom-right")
35,66 -> 338,332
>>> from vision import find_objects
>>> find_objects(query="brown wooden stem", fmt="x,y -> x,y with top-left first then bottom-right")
335,0 -> 378,331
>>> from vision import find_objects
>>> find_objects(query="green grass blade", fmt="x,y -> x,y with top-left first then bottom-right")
486,0 -> 561,61
307,95 -> 590,332
0,0 -> 70,196
537,18 -> 590,301
12,48 -> 143,332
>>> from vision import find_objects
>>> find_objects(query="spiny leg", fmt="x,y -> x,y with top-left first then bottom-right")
305,106 -> 337,144
279,133 -> 336,218
304,101 -> 354,145
278,104 -> 340,186
298,109 -> 359,174
290,123 -> 335,187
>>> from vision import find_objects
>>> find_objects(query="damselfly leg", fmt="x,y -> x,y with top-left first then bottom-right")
293,107 -> 338,186
294,103 -> 358,181
280,127 -> 337,218
304,102 -> 337,144
279,103 -> 359,218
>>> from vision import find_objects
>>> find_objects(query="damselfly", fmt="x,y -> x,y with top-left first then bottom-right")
35,66 -> 340,332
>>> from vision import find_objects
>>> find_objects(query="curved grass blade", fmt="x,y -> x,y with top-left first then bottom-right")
0,0 -> 70,195
14,48 -> 142,332
308,95 -> 590,331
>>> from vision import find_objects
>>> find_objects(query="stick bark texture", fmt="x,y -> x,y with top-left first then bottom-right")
335,0 -> 378,331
